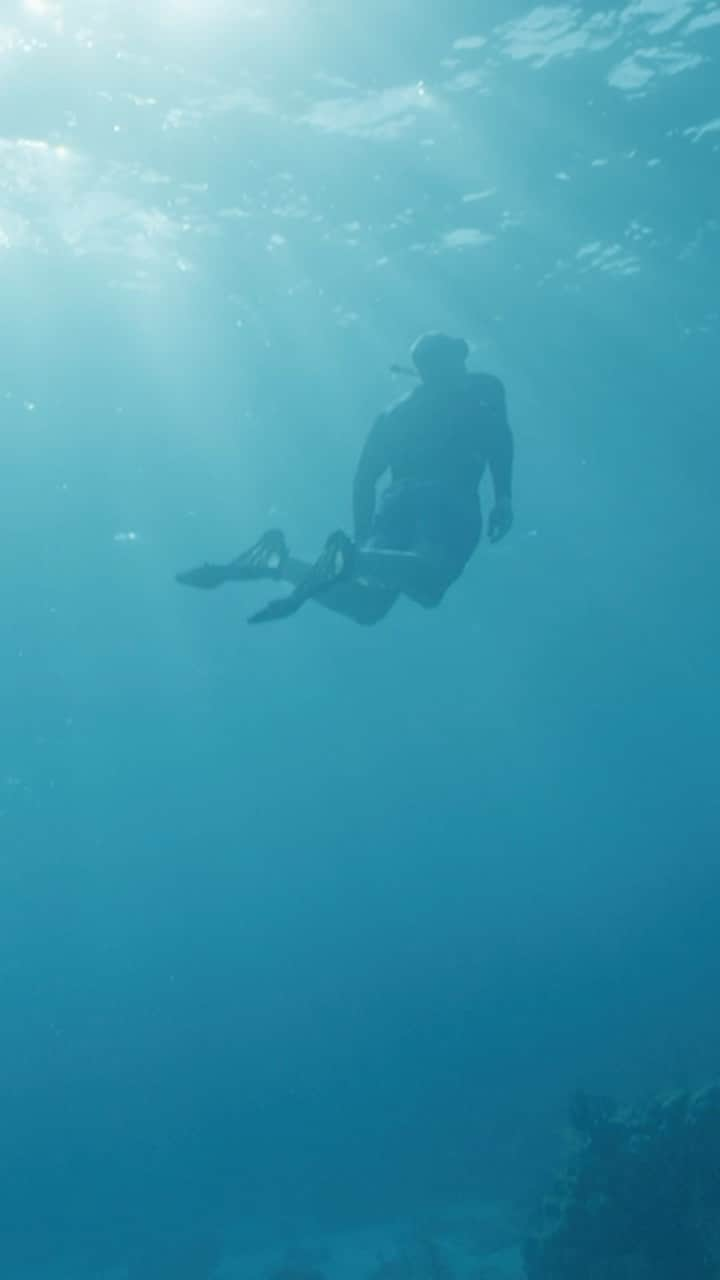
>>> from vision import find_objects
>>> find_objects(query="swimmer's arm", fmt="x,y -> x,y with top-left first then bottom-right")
353,415 -> 390,543
489,423 -> 514,503
485,378 -> 514,502
484,377 -> 514,543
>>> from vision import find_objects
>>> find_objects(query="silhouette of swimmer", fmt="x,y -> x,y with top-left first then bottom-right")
177,332 -> 514,625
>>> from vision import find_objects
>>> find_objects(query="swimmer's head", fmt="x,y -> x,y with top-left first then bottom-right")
411,332 -> 469,383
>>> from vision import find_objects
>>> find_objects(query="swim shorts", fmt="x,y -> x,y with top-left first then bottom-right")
367,480 -> 483,581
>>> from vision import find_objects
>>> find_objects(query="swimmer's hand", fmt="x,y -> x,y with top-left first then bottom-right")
488,498 -> 513,543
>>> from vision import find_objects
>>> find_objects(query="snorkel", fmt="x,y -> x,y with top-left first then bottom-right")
391,332 -> 469,382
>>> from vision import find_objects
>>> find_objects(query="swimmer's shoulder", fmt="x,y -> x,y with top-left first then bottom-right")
467,370 -> 507,409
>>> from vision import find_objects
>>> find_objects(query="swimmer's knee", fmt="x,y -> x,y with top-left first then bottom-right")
408,570 -> 452,609
352,595 -> 396,626
417,588 -> 446,610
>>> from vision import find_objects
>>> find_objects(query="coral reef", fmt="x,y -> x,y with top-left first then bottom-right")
525,1083 -> 720,1279
267,1262 -> 328,1280
368,1238 -> 454,1280
128,1228 -> 222,1280
367,1228 -> 522,1280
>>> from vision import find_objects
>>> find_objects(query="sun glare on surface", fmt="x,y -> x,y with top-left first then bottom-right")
165,0 -> 233,16
160,0 -> 275,23
23,0 -> 61,17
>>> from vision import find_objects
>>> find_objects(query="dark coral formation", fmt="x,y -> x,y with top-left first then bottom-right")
525,1083 -> 720,1280
369,1239 -> 455,1280
128,1229 -> 222,1280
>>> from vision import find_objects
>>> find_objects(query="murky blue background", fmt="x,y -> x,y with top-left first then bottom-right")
2,0 -> 719,1274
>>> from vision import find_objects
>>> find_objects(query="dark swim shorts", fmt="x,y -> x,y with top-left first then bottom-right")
367,480 -> 483,579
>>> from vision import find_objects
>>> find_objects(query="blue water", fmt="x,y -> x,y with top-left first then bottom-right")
2,1 -> 719,1276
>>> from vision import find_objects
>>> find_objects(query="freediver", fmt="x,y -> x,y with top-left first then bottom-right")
176,331 -> 514,625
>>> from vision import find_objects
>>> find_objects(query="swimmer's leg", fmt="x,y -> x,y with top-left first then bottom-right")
249,532 -> 397,626
283,556 -> 397,625
353,545 -> 451,608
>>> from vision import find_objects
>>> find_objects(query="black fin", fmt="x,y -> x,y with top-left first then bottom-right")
248,531 -> 354,625
177,530 -> 288,590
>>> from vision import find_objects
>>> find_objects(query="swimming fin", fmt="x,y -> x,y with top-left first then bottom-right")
176,530 -> 288,590
248,530 -> 355,624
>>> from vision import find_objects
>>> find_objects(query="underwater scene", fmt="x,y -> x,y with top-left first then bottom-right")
2,0 -> 720,1277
